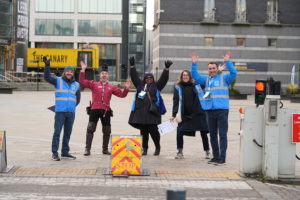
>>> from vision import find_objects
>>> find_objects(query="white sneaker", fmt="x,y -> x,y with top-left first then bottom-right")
175,152 -> 184,159
205,151 -> 211,159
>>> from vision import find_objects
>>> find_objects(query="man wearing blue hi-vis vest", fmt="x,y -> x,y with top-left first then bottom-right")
43,56 -> 81,161
190,51 -> 237,166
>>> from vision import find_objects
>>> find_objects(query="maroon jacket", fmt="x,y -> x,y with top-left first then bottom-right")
79,72 -> 129,110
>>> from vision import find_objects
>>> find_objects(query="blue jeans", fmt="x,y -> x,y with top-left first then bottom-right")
206,109 -> 229,160
52,112 -> 75,155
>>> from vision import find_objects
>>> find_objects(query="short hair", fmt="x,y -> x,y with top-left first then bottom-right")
208,61 -> 218,67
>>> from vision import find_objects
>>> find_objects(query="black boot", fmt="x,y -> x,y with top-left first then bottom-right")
84,122 -> 96,156
153,147 -> 160,156
142,148 -> 148,156
102,126 -> 111,155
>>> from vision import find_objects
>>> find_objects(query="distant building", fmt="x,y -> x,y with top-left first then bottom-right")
153,0 -> 300,93
29,0 -> 147,81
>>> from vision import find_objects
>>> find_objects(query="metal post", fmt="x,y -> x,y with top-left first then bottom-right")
156,66 -> 158,80
37,61 -> 39,91
166,188 -> 186,200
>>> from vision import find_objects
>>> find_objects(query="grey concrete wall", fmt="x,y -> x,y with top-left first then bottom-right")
154,24 -> 300,94
160,0 -> 204,22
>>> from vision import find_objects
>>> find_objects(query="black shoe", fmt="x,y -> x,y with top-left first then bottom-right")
153,148 -> 160,156
215,159 -> 226,166
61,153 -> 76,160
84,149 -> 90,156
52,154 -> 60,161
207,158 -> 218,164
102,149 -> 111,155
142,149 -> 147,156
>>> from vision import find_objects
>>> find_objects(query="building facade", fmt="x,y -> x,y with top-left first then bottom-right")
153,0 -> 300,94
29,0 -> 147,81
0,0 -> 13,79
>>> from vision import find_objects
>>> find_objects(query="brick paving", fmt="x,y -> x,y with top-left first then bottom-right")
1,91 -> 300,199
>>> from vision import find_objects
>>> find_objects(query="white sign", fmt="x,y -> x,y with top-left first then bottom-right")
17,1 -> 28,15
157,120 -> 177,136
16,58 -> 24,73
17,27 -> 28,40
17,15 -> 28,28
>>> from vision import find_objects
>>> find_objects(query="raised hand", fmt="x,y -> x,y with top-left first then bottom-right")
191,53 -> 199,63
218,63 -> 226,72
43,56 -> 50,66
129,57 -> 135,66
164,60 -> 173,68
223,51 -> 231,62
80,60 -> 87,71
124,80 -> 132,89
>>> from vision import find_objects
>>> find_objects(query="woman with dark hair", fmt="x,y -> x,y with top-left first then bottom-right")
128,57 -> 172,156
171,70 -> 210,159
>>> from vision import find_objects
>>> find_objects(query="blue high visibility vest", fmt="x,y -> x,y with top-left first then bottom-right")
55,77 -> 79,113
175,84 -> 207,111
202,74 -> 230,110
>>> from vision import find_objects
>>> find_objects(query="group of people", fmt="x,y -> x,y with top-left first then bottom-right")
43,51 -> 237,166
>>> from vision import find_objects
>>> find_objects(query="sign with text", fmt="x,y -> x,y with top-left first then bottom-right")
292,114 -> 300,143
111,135 -> 142,175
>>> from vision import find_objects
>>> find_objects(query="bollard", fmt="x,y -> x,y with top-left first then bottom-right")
166,188 -> 186,200
0,131 -> 7,172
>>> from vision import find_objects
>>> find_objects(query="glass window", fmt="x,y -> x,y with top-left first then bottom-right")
0,1 -> 12,13
267,0 -> 278,22
236,38 -> 245,46
236,0 -> 246,21
130,14 -> 144,24
0,14 -> 12,26
204,37 -> 214,46
36,42 -> 73,49
78,20 -> 121,37
35,19 -> 74,35
36,0 -> 74,12
268,39 -> 277,47
204,0 -> 215,20
78,0 -> 121,13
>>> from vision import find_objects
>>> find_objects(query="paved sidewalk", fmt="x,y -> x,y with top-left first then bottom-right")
0,91 -> 300,199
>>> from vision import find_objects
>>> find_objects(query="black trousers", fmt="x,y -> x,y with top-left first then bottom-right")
139,124 -> 160,150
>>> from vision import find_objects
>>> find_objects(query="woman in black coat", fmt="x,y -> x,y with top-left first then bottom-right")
128,57 -> 172,156
171,70 -> 210,159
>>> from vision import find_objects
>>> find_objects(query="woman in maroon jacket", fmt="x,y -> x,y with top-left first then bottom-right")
80,61 -> 131,156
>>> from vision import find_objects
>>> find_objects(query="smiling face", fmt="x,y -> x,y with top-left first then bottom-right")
208,62 -> 218,77
64,70 -> 74,80
100,71 -> 109,82
181,71 -> 191,83
145,76 -> 153,84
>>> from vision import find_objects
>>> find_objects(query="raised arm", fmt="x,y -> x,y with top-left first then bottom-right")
79,60 -> 93,89
43,56 -> 57,86
112,80 -> 131,98
190,53 -> 206,86
129,57 -> 142,88
222,51 -> 238,84
157,60 -> 172,91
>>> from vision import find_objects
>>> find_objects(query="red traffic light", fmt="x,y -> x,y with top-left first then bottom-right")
255,82 -> 265,92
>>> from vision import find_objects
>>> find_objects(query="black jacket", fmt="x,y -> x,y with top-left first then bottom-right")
172,83 -> 208,132
128,67 -> 169,129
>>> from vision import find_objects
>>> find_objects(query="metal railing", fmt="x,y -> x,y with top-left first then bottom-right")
0,71 -> 45,83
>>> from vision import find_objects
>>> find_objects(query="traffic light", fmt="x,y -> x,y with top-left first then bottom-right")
255,80 -> 267,106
